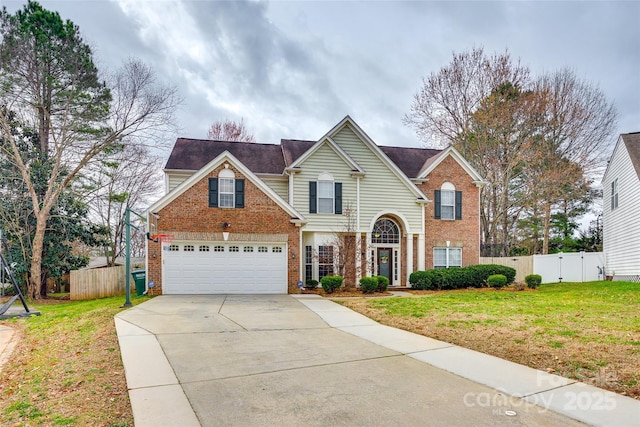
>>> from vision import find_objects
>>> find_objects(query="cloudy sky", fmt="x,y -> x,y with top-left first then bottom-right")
4,0 -> 639,159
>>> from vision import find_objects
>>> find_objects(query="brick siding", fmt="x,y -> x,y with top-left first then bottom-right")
420,156 -> 481,268
148,164 -> 300,294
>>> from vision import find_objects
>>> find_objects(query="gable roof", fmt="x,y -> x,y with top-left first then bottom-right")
416,145 -> 486,184
287,134 -> 365,173
165,138 -> 285,174
602,132 -> 640,183
163,116 -> 484,188
621,132 -> 640,179
151,150 -> 305,221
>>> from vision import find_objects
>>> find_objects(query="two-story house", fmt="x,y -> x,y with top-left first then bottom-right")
602,132 -> 640,281
146,116 -> 485,294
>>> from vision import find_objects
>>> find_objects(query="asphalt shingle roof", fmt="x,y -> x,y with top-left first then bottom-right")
165,137 -> 443,179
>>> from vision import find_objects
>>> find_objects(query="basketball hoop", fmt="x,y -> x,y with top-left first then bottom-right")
150,233 -> 174,244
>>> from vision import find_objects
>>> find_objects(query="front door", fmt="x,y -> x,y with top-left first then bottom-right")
377,248 -> 392,283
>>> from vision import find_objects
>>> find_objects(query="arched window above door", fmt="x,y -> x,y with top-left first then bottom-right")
372,218 -> 400,244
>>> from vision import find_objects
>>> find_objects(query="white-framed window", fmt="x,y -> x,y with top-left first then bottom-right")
219,181 -> 234,207
229,246 -> 239,252
214,245 -> 224,252
272,247 -> 283,253
199,245 -> 210,252
317,179 -> 334,214
169,244 -> 179,252
434,247 -> 462,269
611,178 -> 619,210
243,246 -> 254,253
318,245 -> 334,278
258,246 -> 268,253
184,245 -> 195,252
440,182 -> 455,220
218,169 -> 235,208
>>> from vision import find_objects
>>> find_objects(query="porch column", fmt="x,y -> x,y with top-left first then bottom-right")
406,234 -> 414,286
355,232 -> 362,285
418,232 -> 425,270
365,232 -> 372,276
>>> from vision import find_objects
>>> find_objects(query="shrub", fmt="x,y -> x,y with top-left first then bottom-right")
487,274 -> 507,289
466,264 -> 516,285
320,276 -> 343,294
359,277 -> 379,294
1,283 -> 17,296
376,275 -> 389,292
409,271 -> 434,290
525,274 -> 542,289
305,279 -> 318,290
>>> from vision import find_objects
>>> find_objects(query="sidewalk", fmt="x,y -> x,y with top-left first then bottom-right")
295,295 -> 640,427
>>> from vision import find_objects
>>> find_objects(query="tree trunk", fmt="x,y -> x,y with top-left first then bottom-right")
29,212 -> 49,299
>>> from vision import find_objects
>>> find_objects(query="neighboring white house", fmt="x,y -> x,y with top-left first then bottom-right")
601,132 -> 640,281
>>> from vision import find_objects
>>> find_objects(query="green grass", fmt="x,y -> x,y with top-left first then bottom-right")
369,281 -> 640,343
1,294 -> 151,426
342,281 -> 640,398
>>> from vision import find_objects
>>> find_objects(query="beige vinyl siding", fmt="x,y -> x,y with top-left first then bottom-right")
293,143 -> 357,231
603,141 -> 640,276
261,176 -> 289,201
331,124 -> 423,233
167,172 -> 193,192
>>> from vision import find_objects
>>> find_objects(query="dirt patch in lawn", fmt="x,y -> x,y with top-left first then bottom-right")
336,288 -> 640,400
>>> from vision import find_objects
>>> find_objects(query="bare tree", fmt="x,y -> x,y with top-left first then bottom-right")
325,203 -> 364,290
405,48 -> 618,256
83,142 -> 162,266
0,3 -> 179,298
207,118 -> 255,142
403,47 -> 530,147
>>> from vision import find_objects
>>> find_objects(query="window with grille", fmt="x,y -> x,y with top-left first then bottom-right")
214,245 -> 224,252
243,246 -> 254,253
372,219 -> 400,244
272,247 -> 283,253
318,245 -> 334,279
258,246 -> 268,253
199,245 -> 210,252
184,245 -> 195,252
229,246 -> 239,252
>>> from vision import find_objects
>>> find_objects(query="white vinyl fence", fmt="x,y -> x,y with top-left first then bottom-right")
533,252 -> 605,284
480,252 -> 605,284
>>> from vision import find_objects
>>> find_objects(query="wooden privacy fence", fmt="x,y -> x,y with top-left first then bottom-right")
479,256 -> 533,283
70,266 -> 126,301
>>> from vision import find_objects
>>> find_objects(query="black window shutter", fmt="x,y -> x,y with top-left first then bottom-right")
235,179 -> 245,208
309,181 -> 317,213
209,178 -> 218,208
334,182 -> 342,214
434,190 -> 441,219
455,191 -> 462,220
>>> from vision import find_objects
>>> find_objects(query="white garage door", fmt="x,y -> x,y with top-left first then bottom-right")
163,242 -> 287,294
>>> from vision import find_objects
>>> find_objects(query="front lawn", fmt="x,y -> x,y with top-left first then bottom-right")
0,295 -> 149,426
337,281 -> 640,399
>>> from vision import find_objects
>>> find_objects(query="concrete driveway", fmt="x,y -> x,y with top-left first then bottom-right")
115,295 -> 639,427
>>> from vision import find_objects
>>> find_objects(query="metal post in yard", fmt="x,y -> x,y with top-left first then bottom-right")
123,207 -> 132,308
